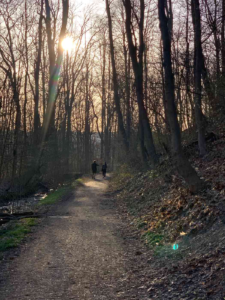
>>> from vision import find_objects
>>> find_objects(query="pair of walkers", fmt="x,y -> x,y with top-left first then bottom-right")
91,160 -> 107,179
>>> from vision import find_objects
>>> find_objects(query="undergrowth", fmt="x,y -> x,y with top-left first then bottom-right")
112,134 -> 225,261
38,178 -> 83,206
38,187 -> 71,205
0,179 -> 84,253
142,231 -> 164,246
0,218 -> 37,251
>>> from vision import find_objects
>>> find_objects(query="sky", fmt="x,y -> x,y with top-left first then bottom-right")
71,0 -> 105,15
67,0 -> 106,41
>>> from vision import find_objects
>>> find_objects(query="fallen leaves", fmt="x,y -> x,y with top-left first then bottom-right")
109,134 -> 225,299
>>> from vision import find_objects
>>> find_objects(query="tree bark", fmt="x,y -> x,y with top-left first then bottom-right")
43,0 -> 69,139
4,18 -> 21,182
44,0 -> 56,136
158,0 -> 203,193
105,54 -> 112,164
105,0 -> 129,153
201,52 -> 215,110
185,0 -> 192,129
34,0 -> 43,144
85,58 -> 90,172
123,0 -> 158,166
121,12 -> 131,143
101,34 -> 106,159
222,0 -> 225,75
191,0 -> 206,156
221,0 -> 225,111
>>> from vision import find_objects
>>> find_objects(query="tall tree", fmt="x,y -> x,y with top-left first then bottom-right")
123,0 -> 158,166
101,31 -> 106,159
222,0 -> 225,109
43,0 -> 69,140
84,47 -> 90,172
34,0 -> 44,144
191,0 -> 206,156
0,6 -> 22,183
121,6 -> 131,142
158,0 -> 203,192
105,0 -> 129,153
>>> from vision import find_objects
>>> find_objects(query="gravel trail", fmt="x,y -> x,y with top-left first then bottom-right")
0,176 -> 150,300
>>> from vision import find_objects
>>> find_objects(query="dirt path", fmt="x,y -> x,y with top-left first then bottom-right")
0,176 -> 150,300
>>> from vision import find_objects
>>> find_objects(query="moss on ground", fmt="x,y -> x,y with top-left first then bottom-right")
142,231 -> 164,247
38,187 -> 71,206
0,218 -> 38,251
0,178 -> 84,252
38,178 -> 84,206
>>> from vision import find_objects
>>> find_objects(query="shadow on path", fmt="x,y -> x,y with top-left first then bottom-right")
0,174 -> 149,300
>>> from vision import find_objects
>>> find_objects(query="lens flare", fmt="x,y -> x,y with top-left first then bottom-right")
172,244 -> 179,250
62,37 -> 74,51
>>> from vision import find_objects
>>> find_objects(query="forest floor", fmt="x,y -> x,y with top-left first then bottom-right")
0,175 -> 154,300
108,124 -> 225,299
0,127 -> 225,300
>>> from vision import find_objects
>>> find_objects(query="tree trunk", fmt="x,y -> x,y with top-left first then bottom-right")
158,0 -> 203,193
185,0 -> 192,129
201,52 -> 215,111
34,0 -> 43,144
221,0 -> 225,111
101,35 -> 106,159
12,88 -> 21,181
24,0 -> 28,146
144,45 -> 148,114
123,0 -> 158,166
44,0 -> 56,136
105,56 -> 112,164
191,0 -> 206,156
105,0 -> 129,153
122,24 -> 131,143
160,41 -> 169,132
85,73 -> 90,172
43,0 -> 69,139
42,43 -> 46,117
222,0 -> 225,75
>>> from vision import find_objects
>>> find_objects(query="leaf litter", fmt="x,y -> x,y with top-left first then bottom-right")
109,132 -> 225,299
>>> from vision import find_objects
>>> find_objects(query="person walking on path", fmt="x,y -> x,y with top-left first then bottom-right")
102,162 -> 107,178
91,160 -> 99,179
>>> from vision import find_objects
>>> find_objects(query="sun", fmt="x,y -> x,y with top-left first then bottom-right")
62,36 -> 74,51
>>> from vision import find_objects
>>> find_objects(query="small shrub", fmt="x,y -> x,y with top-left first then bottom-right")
142,231 -> 164,247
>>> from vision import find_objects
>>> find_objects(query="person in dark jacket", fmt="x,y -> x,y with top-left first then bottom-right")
91,160 -> 98,179
102,162 -> 107,178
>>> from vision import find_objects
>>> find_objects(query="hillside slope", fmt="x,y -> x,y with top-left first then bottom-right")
109,129 -> 225,299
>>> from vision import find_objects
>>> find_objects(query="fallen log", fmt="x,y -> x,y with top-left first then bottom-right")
12,212 -> 34,217
0,212 -> 40,226
0,211 -> 34,218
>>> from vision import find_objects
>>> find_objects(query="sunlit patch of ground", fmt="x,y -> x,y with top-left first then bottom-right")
85,174 -> 110,191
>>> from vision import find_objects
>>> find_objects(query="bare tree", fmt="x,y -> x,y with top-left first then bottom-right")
123,0 -> 158,166
43,0 -> 69,139
105,0 -> 129,153
191,0 -> 206,156
34,0 -> 44,144
158,0 -> 203,192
